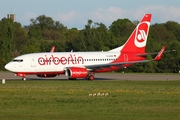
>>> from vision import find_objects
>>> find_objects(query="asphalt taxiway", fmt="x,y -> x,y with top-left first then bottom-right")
0,72 -> 180,81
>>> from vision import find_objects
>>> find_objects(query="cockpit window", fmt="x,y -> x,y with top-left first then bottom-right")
12,59 -> 23,62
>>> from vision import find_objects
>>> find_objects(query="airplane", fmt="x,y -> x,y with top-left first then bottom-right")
5,14 -> 166,81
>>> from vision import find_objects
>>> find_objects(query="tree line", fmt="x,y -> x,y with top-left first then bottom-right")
0,15 -> 179,72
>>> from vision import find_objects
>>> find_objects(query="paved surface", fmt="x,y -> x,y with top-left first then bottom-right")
0,72 -> 180,81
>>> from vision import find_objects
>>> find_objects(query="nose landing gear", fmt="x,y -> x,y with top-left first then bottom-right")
22,77 -> 26,81
15,73 -> 26,81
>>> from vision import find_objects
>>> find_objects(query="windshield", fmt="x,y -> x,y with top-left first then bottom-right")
12,59 -> 23,62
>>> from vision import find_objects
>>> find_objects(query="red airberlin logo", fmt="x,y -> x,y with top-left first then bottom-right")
134,22 -> 149,48
38,54 -> 84,65
137,30 -> 146,43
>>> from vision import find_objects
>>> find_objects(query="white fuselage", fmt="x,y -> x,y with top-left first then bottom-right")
5,51 -> 122,73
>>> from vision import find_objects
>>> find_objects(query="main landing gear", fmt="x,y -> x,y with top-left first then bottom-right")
87,75 -> 95,81
86,73 -> 95,81
68,75 -> 95,81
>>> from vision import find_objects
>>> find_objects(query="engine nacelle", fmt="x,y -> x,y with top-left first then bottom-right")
36,74 -> 57,78
65,67 -> 88,79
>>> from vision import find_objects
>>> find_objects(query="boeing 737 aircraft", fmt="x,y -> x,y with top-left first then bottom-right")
5,14 -> 166,80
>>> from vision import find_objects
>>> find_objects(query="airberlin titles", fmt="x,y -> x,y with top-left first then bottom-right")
38,54 -> 84,65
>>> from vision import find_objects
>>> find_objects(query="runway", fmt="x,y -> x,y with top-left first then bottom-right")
0,72 -> 180,81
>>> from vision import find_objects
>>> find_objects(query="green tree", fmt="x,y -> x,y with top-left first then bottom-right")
165,21 -> 180,42
0,18 -> 25,70
21,38 -> 41,54
150,23 -> 176,45
65,28 -> 79,51
13,23 -> 28,54
28,15 -> 67,40
109,18 -> 135,48
71,20 -> 110,51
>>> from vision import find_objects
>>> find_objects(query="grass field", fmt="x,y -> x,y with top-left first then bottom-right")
0,80 -> 180,120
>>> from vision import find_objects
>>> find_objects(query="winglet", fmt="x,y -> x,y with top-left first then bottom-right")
154,46 -> 166,61
50,46 -> 55,52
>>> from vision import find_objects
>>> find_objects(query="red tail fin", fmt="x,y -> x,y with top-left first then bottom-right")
109,14 -> 152,53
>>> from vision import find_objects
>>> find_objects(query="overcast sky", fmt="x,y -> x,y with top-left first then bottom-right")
0,0 -> 180,29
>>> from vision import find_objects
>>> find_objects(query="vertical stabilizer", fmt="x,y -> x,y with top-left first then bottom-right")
109,14 -> 152,53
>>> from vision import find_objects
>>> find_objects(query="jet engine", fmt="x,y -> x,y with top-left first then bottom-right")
65,67 -> 88,79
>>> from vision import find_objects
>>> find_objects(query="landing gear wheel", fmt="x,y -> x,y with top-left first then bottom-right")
22,78 -> 26,81
88,75 -> 94,81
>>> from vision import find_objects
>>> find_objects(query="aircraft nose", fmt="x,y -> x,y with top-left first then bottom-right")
5,63 -> 12,71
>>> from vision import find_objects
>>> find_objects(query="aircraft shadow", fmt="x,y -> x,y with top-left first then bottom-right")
25,77 -> 116,81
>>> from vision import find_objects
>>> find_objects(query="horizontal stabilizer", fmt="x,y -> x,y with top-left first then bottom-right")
137,49 -> 175,57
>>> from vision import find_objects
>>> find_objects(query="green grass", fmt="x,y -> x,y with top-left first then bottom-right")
0,80 -> 180,120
